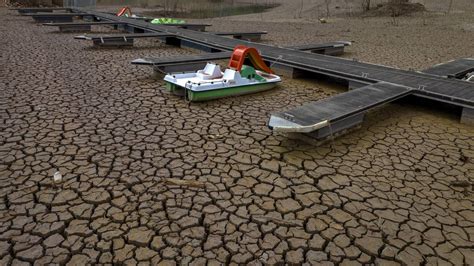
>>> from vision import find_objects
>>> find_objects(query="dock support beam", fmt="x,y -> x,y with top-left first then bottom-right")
271,63 -> 307,78
306,113 -> 365,140
181,25 -> 206,31
461,107 -> 474,125
122,25 -> 147,33
319,46 -> 345,56
165,37 -> 182,47
152,62 -> 208,77
173,39 -> 222,53
93,38 -> 134,47
349,80 -> 370,90
284,113 -> 365,146
58,25 -> 92,32
33,16 -> 73,23
233,34 -> 262,42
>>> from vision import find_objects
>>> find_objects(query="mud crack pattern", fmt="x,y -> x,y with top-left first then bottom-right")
0,9 -> 473,265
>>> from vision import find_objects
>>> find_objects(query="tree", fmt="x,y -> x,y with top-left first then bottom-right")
324,0 -> 331,17
447,0 -> 454,13
361,0 -> 371,11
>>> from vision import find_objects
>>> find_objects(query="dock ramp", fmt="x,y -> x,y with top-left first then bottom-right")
269,83 -> 413,139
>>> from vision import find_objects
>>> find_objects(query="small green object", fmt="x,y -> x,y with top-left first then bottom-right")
239,65 -> 265,82
151,18 -> 186,24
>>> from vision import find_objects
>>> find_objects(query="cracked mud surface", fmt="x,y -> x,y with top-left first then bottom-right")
1,7 -> 474,265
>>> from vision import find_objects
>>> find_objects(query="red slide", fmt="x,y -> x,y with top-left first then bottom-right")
228,45 -> 274,74
117,6 -> 132,17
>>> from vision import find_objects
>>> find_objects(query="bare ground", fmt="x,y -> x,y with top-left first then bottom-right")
0,3 -> 473,265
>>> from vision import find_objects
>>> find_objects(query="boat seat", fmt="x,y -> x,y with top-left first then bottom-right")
196,63 -> 223,80
222,69 -> 245,84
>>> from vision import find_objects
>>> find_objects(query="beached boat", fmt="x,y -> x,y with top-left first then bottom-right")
163,45 -> 281,101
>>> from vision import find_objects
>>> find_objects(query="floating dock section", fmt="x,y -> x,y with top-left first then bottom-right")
23,8 -> 474,140
422,58 -> 474,79
269,83 -> 413,138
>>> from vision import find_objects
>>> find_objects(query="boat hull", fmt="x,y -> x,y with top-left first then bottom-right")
165,81 -> 278,101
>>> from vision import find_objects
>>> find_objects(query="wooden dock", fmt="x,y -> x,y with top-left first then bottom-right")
12,7 -> 72,14
43,21 -> 127,32
29,12 -> 92,23
131,41 -> 351,74
269,83 -> 413,138
422,58 -> 474,79
74,33 -> 174,47
43,9 -> 474,139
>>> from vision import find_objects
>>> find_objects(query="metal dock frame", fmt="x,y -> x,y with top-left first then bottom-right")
39,8 -> 474,140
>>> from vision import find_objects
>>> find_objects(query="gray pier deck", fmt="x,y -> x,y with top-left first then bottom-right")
29,12 -> 91,23
422,58 -> 474,78
12,7 -> 72,14
269,83 -> 413,138
44,21 -> 127,32
131,42 -> 351,74
74,33 -> 175,47
58,9 -> 474,138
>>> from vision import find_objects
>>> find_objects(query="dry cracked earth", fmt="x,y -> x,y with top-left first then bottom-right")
1,8 -> 474,266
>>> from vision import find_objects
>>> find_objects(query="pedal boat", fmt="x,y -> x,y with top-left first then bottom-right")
163,45 -> 281,101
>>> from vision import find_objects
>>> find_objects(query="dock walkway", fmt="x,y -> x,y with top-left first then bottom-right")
60,9 -> 474,137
